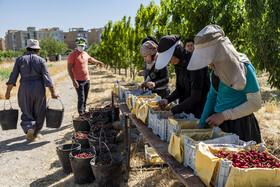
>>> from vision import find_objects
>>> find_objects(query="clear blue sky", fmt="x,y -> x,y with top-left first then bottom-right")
0,0 -> 160,39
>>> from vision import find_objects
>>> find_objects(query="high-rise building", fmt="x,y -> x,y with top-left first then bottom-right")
0,38 -> 6,51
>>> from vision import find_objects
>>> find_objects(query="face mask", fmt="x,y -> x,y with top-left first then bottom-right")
77,46 -> 85,52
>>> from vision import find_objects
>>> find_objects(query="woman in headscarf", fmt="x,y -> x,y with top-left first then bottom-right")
139,40 -> 171,98
188,24 -> 262,143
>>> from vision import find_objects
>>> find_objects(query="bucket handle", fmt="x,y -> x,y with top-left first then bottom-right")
100,141 -> 113,165
91,110 -> 109,124
3,99 -> 13,110
72,111 -> 91,132
47,98 -> 64,110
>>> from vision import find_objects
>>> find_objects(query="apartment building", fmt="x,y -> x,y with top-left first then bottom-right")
5,30 -> 18,51
0,38 -> 6,51
50,27 -> 64,43
5,27 -> 36,51
65,28 -> 89,50
88,28 -> 104,45
4,27 -> 103,51
36,28 -> 50,40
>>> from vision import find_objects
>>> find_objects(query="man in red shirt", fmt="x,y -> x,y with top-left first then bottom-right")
67,37 -> 104,115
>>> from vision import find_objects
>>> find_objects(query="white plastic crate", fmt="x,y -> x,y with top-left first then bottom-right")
214,157 -> 233,187
167,113 -> 199,142
183,134 -> 241,173
144,145 -> 165,165
118,86 -> 125,101
167,123 -> 174,142
156,115 -> 169,141
126,90 -> 153,107
148,108 -> 167,134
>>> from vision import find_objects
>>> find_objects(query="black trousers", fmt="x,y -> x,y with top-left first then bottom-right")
220,113 -> 262,143
75,80 -> 90,115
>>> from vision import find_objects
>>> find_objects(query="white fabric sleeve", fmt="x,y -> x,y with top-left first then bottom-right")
222,91 -> 262,121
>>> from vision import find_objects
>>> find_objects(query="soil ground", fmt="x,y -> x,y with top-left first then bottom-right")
0,61 -> 183,187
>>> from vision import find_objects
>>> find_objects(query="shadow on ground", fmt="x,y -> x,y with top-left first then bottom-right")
30,167 -> 72,187
0,124 -> 70,154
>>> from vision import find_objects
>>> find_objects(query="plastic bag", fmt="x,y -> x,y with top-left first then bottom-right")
136,103 -> 149,124
168,133 -> 185,163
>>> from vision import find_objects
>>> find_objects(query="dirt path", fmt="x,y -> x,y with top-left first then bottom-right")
0,69 -> 77,187
0,64 -> 185,187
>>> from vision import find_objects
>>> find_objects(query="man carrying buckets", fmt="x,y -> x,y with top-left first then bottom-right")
5,39 -> 59,142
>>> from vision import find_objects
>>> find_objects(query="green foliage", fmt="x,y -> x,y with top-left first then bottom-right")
40,35 -> 69,56
0,69 -> 13,81
38,49 -> 48,59
95,0 -> 280,89
0,50 -> 23,62
87,43 -> 99,57
245,0 -> 280,89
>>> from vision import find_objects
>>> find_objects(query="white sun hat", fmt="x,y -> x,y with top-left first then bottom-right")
187,24 -> 224,71
155,35 -> 181,70
26,39 -> 41,49
188,24 -> 250,90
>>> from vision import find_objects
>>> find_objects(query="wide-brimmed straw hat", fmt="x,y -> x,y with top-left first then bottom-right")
26,39 -> 41,49
155,35 -> 181,70
187,24 -> 250,90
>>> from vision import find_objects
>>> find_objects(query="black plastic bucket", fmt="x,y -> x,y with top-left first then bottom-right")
114,107 -> 120,121
56,143 -> 81,173
72,132 -> 89,149
46,98 -> 64,128
0,100 -> 18,130
90,152 -> 123,187
73,119 -> 90,132
88,135 -> 107,152
70,148 -> 96,184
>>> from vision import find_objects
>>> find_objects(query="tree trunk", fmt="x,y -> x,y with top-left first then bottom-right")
133,66 -> 136,81
118,62 -> 121,75
114,60 -> 117,74
130,61 -> 132,78
125,67 -> 127,77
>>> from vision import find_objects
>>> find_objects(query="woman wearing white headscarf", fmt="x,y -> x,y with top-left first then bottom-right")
140,40 -> 170,98
188,24 -> 262,143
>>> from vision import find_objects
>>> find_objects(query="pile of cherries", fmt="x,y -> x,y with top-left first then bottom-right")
74,132 -> 88,139
214,149 -> 280,168
74,152 -> 93,158
95,157 -> 112,166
